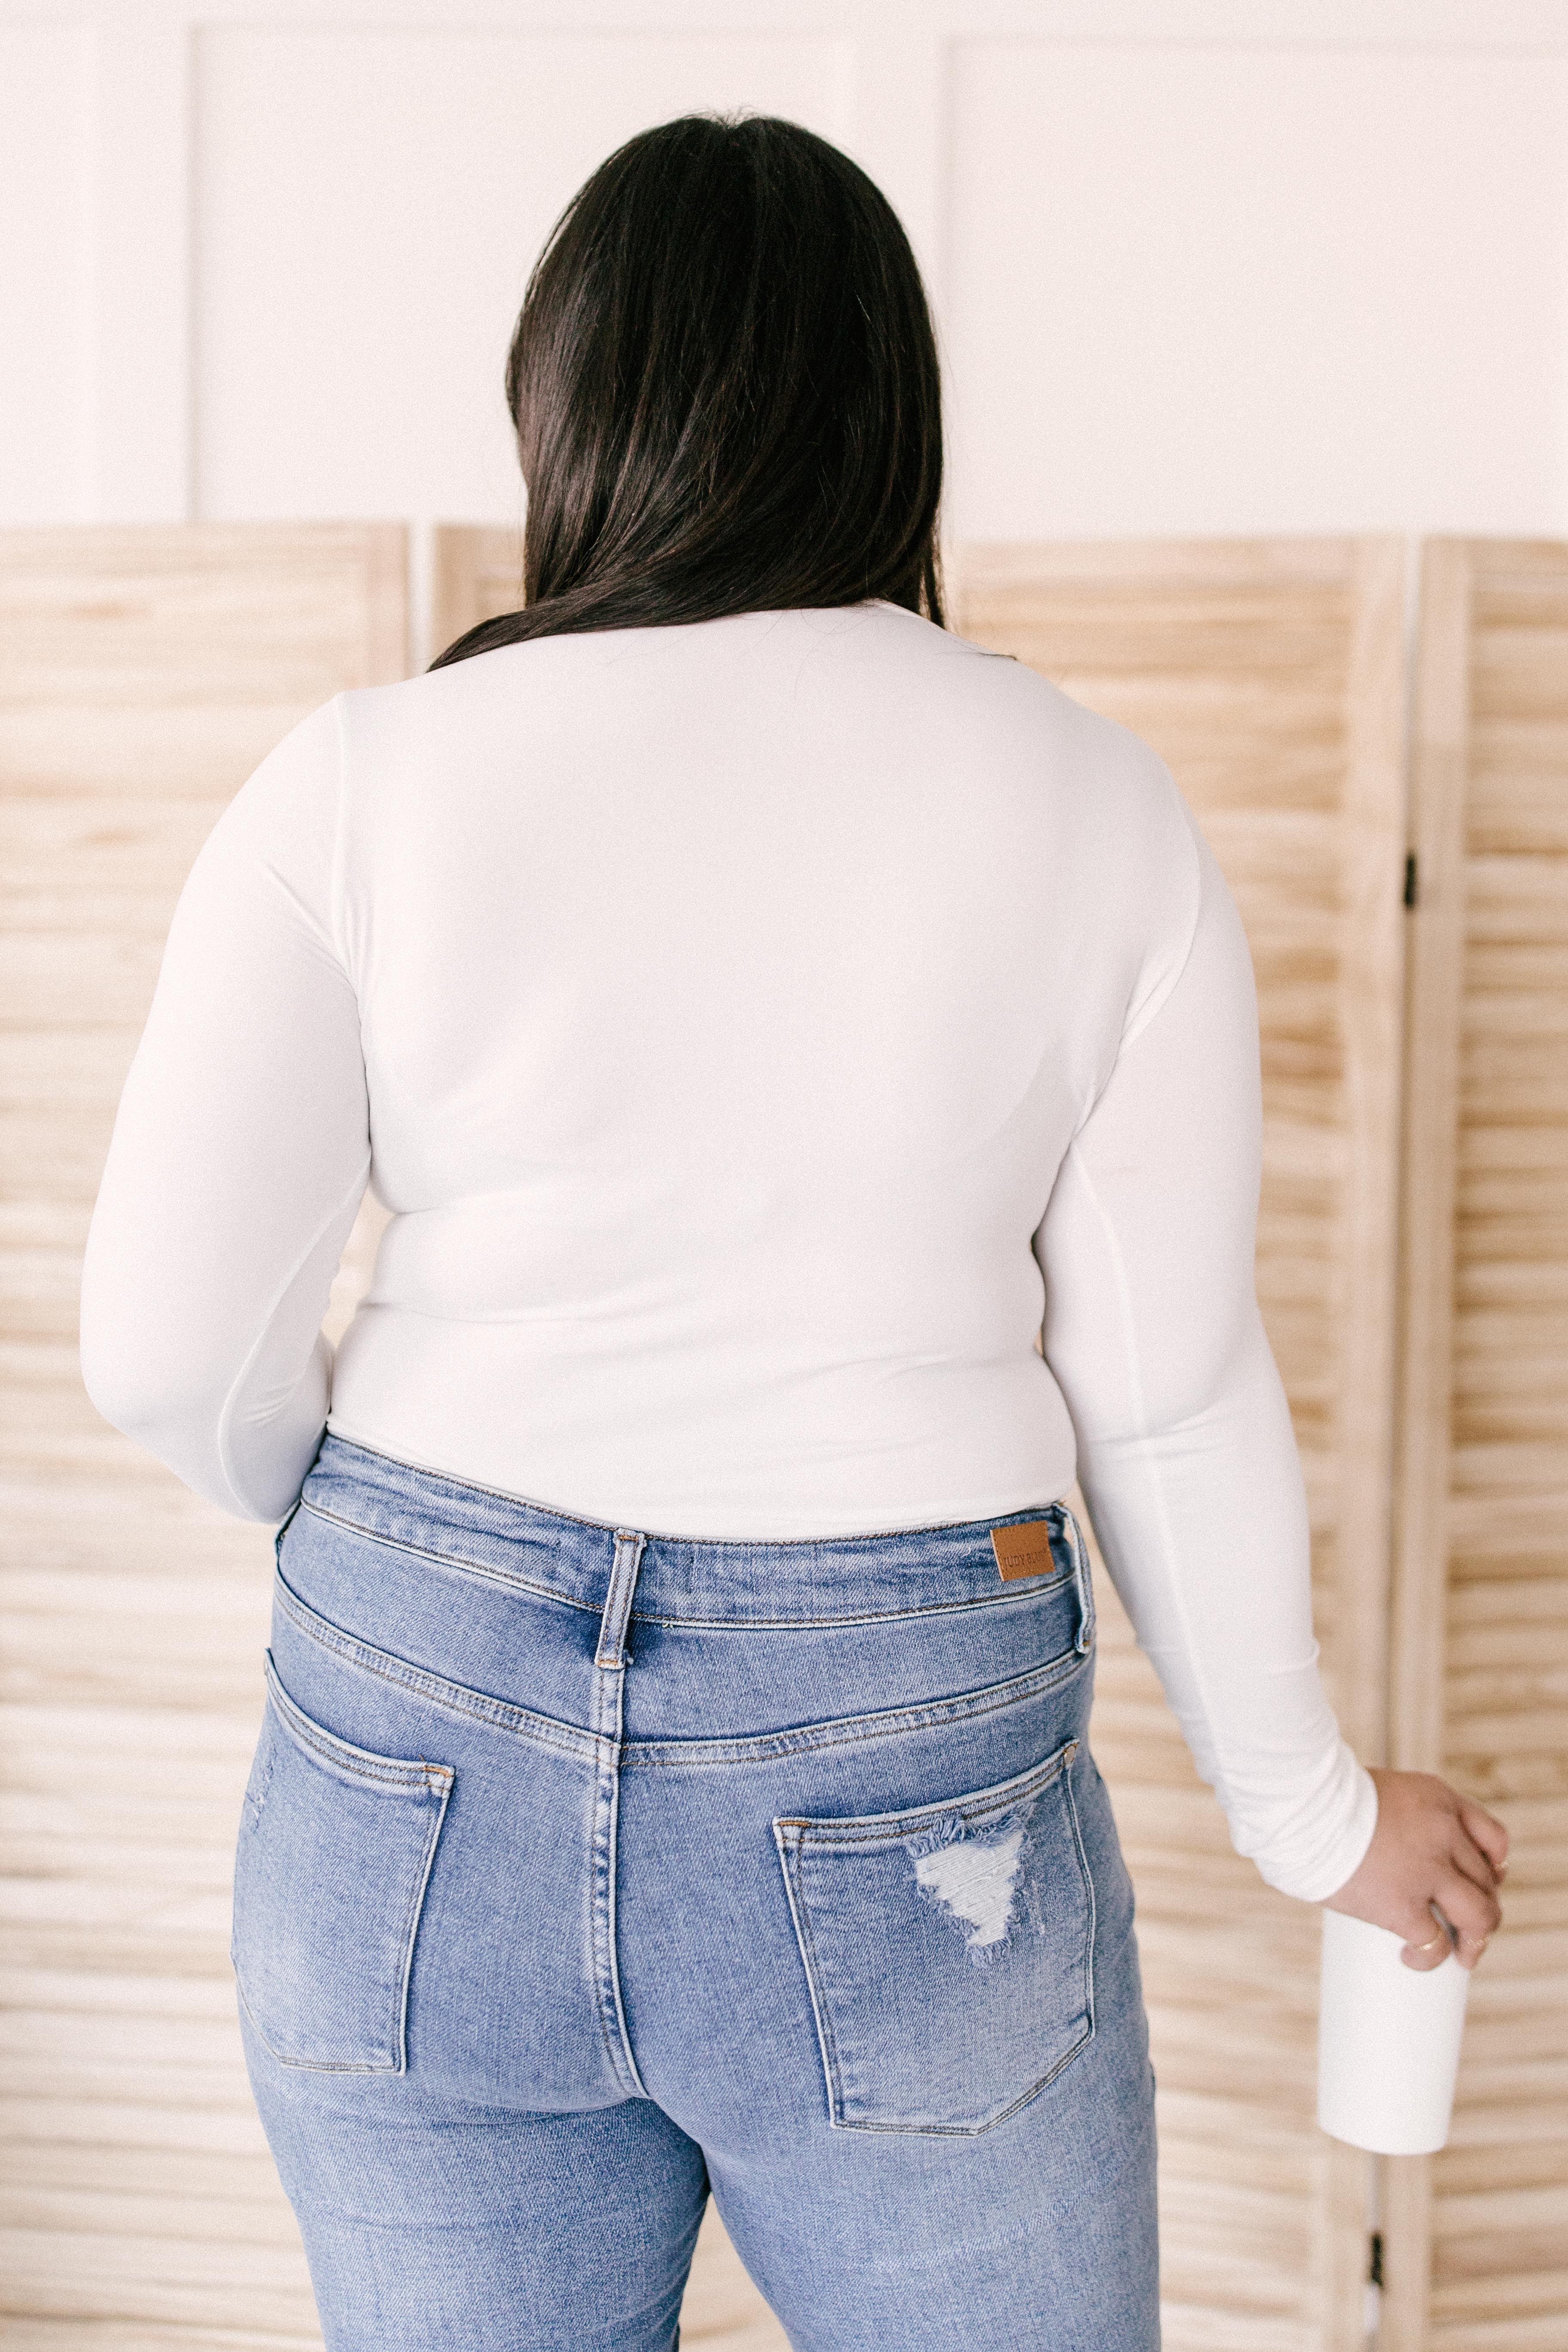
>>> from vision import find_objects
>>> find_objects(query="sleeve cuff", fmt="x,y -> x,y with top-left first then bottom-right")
1250,1748 -> 1380,1905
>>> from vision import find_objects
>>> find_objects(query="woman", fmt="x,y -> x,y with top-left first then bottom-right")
79,114 -> 1506,2352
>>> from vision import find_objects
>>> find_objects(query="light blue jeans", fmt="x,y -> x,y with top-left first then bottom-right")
234,1434 -> 1158,2349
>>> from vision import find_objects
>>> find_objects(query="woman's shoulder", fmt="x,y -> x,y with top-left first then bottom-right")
873,609 -> 1189,820
332,603 -> 1191,842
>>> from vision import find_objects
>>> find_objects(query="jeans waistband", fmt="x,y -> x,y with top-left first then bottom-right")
295,1434 -> 1089,1632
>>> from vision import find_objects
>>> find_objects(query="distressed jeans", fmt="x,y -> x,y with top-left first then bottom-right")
234,1433 -> 1159,2349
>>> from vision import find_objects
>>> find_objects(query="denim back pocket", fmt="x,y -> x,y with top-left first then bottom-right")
231,1654 -> 452,2073
774,1737 -> 1093,2134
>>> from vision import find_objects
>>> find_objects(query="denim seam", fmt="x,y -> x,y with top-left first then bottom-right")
625,1579 -> 1073,1631
298,1494 -> 1075,1629
297,1499 -> 599,1616
264,1655 -> 453,1794
587,1531 -> 649,2101
773,1827 -> 847,2132
234,1973 -> 391,2077
825,2023 -> 1095,2138
235,1664 -> 452,2075
272,1568 -> 1089,1773
1068,1512 -> 1098,1655
314,1432 -> 1073,1554
622,1645 -> 1089,1769
588,1677 -> 633,2093
1064,1754 -> 1099,2057
776,1736 -> 1078,1846
272,1571 -> 600,1766
268,1646 -> 451,2069
392,1773 -> 452,2077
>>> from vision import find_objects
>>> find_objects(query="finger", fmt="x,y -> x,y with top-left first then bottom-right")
1458,1798 -> 1509,1875
1398,1902 -> 1454,1972
1433,1867 -> 1501,1969
1449,1821 -> 1505,1894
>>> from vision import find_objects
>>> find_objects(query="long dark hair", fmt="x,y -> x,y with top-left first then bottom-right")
428,114 -> 944,671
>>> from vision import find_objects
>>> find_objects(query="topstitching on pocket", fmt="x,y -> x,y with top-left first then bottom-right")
774,1737 -> 1095,2134
231,1654 -> 452,2074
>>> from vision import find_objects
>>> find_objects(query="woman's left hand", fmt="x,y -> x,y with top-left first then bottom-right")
1323,1767 -> 1509,1971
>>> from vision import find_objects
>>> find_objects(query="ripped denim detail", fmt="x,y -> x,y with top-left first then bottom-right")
906,1799 -> 1041,1966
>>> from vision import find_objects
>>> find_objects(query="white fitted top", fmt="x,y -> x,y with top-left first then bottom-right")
79,600 -> 1376,1901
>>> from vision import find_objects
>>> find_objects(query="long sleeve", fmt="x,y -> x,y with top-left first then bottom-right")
1036,813 -> 1378,1902
79,698 -> 370,1522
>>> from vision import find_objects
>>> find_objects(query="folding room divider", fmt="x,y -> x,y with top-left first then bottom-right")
0,524 -> 407,2343
1,523 -> 1561,2352
1383,540 -> 1568,2352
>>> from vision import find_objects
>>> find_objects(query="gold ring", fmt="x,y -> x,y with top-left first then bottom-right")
1410,1931 -> 1448,1953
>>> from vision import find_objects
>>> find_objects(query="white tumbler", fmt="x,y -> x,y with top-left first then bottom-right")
1317,1908 -> 1471,2154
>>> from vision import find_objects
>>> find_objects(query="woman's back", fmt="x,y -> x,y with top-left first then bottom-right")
84,597 -> 1205,1539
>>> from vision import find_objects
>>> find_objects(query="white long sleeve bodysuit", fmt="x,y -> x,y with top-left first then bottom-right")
79,600 -> 1376,1903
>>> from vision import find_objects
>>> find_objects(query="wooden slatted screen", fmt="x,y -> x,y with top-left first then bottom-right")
429,521 -> 525,666
13,526 -> 1553,2349
0,523 -> 406,2346
949,539 -> 1410,2352
1385,539 -> 1568,2352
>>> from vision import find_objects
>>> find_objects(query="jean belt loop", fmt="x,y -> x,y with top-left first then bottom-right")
1067,1509 -> 1096,1655
596,1530 -> 648,1670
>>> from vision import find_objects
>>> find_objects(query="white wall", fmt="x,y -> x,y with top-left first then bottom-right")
5,0 -> 1568,665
